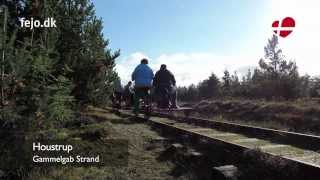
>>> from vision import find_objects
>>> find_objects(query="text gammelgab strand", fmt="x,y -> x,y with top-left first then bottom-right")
32,142 -> 100,165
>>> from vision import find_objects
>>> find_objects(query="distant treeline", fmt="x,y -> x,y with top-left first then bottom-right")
178,35 -> 320,102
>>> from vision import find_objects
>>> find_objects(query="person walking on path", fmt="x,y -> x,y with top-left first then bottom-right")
131,58 -> 154,114
153,64 -> 178,109
123,81 -> 134,107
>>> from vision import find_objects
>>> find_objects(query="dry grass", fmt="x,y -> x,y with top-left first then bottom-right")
190,98 -> 320,135
27,107 -> 194,180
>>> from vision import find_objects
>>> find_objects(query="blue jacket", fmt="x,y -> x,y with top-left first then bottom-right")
132,64 -> 154,87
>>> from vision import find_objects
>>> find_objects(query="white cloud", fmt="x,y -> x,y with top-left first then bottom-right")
269,0 -> 320,75
116,52 -> 259,86
116,0 -> 320,86
115,52 -> 149,85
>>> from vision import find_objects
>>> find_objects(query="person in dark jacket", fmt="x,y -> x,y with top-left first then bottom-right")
123,81 -> 134,107
153,64 -> 178,109
110,79 -> 123,109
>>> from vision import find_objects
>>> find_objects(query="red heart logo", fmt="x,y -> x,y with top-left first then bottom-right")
272,17 -> 295,38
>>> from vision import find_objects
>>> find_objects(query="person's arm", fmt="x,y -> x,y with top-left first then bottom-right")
131,67 -> 136,81
153,71 -> 158,86
150,68 -> 154,79
169,71 -> 176,86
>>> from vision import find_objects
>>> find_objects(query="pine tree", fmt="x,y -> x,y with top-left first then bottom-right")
0,0 -> 122,130
256,35 -> 301,99
50,0 -> 120,104
1,0 -> 121,177
187,84 -> 199,101
222,70 -> 231,96
198,73 -> 220,99
310,77 -> 320,97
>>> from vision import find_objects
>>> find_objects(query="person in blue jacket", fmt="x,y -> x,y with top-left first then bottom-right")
131,58 -> 154,114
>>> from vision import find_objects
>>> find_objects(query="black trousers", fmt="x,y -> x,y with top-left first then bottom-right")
154,85 -> 177,108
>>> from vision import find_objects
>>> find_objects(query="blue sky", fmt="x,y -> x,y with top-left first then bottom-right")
92,0 -> 268,57
92,0 -> 320,86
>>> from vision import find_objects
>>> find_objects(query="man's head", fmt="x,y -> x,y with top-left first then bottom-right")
141,58 -> 148,64
160,64 -> 167,70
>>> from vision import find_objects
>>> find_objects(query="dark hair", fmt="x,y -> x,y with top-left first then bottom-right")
160,64 -> 166,70
141,58 -> 148,64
